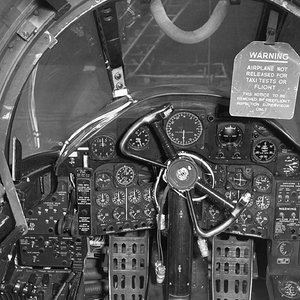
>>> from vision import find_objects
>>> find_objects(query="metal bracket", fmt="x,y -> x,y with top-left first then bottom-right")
17,20 -> 37,41
95,4 -> 129,99
112,67 -> 129,98
265,10 -> 279,45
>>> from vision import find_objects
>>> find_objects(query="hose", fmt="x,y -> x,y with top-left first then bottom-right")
84,280 -> 109,295
84,281 -> 103,295
150,0 -> 230,44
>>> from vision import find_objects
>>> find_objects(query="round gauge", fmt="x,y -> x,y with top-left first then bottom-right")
255,195 -> 271,210
239,211 -> 253,224
208,205 -> 220,220
217,124 -> 243,145
115,165 -> 135,186
112,207 -> 126,221
144,203 -> 156,218
166,112 -> 203,146
95,173 -> 111,190
95,192 -> 110,207
128,126 -> 150,151
278,242 -> 293,256
143,187 -> 153,202
90,136 -> 115,160
253,140 -> 276,163
129,206 -> 142,219
255,211 -> 269,226
96,209 -> 110,223
278,281 -> 300,299
279,154 -> 300,177
253,174 -> 271,192
112,190 -> 126,205
128,188 -> 142,204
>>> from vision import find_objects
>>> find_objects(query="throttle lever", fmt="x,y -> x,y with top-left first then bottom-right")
186,191 -> 251,238
120,104 -> 174,168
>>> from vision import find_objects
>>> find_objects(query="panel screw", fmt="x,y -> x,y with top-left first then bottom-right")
114,72 -> 122,80
116,83 -> 123,89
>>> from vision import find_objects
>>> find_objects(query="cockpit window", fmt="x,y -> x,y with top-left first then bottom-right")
9,0 -> 300,159
118,0 -> 264,94
11,13 -> 112,158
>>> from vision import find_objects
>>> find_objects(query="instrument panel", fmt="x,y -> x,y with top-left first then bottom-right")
12,94 -> 300,300
90,163 -> 156,235
55,95 -> 300,241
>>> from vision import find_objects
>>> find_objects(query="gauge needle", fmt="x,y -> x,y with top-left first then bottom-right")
182,129 -> 185,143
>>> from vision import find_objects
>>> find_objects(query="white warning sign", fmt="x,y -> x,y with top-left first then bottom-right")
230,41 -> 300,119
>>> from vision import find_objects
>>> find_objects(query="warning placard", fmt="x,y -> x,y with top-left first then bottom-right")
230,41 -> 300,119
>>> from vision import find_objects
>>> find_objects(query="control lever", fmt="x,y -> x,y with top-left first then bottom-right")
185,191 -> 251,238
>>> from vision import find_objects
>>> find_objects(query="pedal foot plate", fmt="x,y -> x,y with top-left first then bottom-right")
212,235 -> 254,300
109,231 -> 149,300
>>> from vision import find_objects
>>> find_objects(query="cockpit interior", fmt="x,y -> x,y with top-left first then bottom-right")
1,0 -> 300,299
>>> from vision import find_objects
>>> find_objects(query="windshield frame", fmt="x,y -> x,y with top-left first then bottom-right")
0,0 -> 111,161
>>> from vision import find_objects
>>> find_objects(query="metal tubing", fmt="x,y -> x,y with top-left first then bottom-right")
195,181 -> 234,211
185,191 -> 251,238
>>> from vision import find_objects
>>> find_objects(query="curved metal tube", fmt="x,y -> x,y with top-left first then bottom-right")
195,180 -> 234,211
150,0 -> 230,44
185,191 -> 251,238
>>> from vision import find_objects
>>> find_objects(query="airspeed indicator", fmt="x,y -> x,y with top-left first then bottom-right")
166,112 -> 203,146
